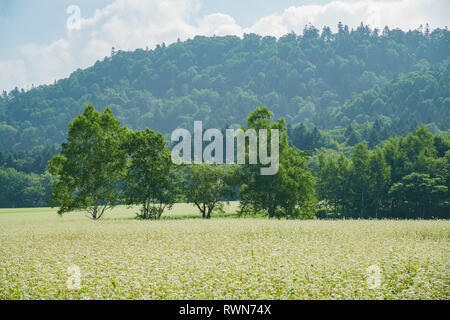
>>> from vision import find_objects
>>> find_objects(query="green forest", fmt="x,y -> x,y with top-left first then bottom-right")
0,23 -> 449,218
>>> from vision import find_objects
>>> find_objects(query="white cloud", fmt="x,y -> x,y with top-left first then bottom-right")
0,0 -> 201,91
197,13 -> 243,36
0,0 -> 448,92
247,0 -> 450,37
0,59 -> 26,91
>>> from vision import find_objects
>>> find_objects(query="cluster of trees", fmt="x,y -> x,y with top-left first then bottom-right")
49,105 -> 317,220
339,67 -> 450,130
2,103 -> 448,219
288,123 -> 328,151
317,127 -> 450,218
0,169 -> 54,208
0,145 -> 59,174
287,113 -> 438,154
47,105 -> 449,220
0,145 -> 58,207
1,24 -> 449,151
0,25 -> 449,215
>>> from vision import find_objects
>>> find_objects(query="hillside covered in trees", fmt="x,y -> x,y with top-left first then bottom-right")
1,23 -> 449,152
0,23 -> 449,213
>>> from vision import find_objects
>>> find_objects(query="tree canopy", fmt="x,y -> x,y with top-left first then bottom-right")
0,24 -> 449,218
1,24 -> 449,151
239,107 -> 317,219
123,128 -> 179,219
48,105 -> 127,219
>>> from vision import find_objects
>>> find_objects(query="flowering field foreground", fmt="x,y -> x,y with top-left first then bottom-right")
0,205 -> 448,299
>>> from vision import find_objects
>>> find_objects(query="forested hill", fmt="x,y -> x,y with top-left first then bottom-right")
1,24 -> 450,151
340,67 -> 450,127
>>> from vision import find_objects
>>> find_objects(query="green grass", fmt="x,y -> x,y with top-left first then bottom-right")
0,202 -> 241,220
0,204 -> 448,299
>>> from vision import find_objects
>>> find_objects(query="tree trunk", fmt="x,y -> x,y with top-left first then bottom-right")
206,205 -> 214,219
92,206 -> 98,220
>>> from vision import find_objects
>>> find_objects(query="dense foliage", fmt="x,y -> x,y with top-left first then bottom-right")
0,145 -> 59,174
239,107 -> 317,218
317,127 -> 450,218
123,128 -> 179,219
184,163 -> 234,219
48,105 -> 128,219
0,168 -> 54,208
1,24 -> 449,152
0,25 -> 449,217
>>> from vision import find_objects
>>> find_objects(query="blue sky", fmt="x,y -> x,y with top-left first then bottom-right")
0,0 -> 331,59
0,0 -> 448,91
0,0 -> 112,59
196,1 -> 332,27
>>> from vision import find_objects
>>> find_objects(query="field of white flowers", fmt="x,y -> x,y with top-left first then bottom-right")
0,205 -> 448,299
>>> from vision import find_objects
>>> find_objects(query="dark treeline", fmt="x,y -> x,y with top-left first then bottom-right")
1,24 -> 449,151
0,145 -> 59,174
317,127 -> 450,219
0,169 -> 54,208
0,146 -> 59,207
288,116 -> 425,151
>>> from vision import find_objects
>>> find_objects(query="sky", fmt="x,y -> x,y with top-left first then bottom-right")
0,0 -> 448,92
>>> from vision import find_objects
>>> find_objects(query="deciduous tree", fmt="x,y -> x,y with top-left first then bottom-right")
184,163 -> 234,219
48,104 -> 127,220
123,128 -> 179,220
